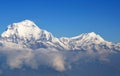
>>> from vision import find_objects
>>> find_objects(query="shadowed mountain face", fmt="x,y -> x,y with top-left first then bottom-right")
0,20 -> 120,76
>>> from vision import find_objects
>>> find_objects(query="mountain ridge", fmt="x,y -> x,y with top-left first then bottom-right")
0,20 -> 120,51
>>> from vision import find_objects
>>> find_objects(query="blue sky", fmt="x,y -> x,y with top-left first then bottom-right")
0,0 -> 120,42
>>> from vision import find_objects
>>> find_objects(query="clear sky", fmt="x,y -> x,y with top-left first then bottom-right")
0,0 -> 120,42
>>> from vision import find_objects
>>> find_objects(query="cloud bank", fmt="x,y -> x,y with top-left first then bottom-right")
0,47 -> 66,72
0,46 -> 114,72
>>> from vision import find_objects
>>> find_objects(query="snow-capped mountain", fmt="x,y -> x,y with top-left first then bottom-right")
0,20 -> 67,50
1,20 -> 54,42
0,20 -> 120,51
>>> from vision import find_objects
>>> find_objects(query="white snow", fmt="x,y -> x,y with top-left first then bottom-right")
1,20 -> 41,40
0,20 -> 120,51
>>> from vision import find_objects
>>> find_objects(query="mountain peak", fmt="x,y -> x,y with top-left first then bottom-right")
88,32 -> 97,37
14,19 -> 37,27
69,32 -> 105,44
1,20 -> 56,44
85,32 -> 105,42
22,19 -> 35,24
71,32 -> 99,39
23,19 -> 33,22
1,20 -> 42,41
81,32 -> 105,44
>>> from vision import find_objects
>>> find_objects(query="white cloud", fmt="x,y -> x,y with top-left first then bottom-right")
0,46 -> 113,72
0,47 -> 66,71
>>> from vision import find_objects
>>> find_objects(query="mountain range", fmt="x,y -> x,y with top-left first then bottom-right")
0,20 -> 120,52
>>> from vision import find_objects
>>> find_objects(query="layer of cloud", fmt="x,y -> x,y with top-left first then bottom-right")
0,46 -> 114,72
0,47 -> 66,71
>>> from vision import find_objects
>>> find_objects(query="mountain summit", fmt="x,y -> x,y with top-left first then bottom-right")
1,20 -> 55,43
0,20 -> 120,51
1,20 -> 41,40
